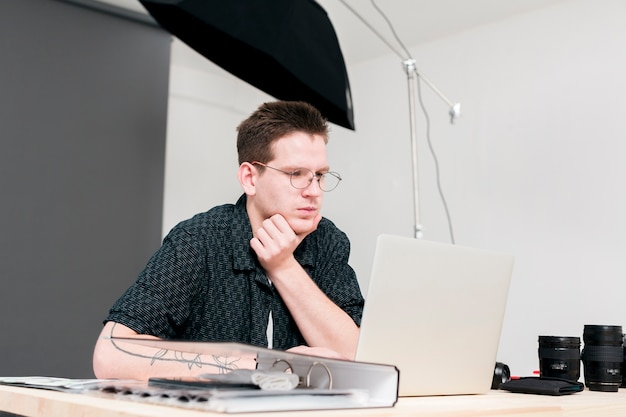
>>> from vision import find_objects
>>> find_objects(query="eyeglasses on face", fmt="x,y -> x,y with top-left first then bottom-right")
251,161 -> 342,192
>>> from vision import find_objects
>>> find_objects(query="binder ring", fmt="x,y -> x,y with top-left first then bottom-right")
306,361 -> 333,390
271,359 -> 294,374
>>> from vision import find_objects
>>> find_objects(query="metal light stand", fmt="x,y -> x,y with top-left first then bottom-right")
403,58 -> 461,239
404,59 -> 422,239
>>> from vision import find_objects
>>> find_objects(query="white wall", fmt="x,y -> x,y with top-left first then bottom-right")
163,0 -> 626,378
162,64 -> 271,231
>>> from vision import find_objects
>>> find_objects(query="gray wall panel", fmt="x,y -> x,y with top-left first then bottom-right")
0,0 -> 170,377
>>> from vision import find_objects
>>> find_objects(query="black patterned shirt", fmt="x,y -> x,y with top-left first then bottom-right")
106,194 -> 364,350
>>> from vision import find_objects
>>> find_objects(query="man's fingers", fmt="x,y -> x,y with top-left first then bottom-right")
266,214 -> 292,235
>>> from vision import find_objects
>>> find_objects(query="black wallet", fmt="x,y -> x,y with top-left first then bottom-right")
499,377 -> 584,396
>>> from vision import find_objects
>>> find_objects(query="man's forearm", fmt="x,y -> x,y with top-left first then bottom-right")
92,322 -> 256,380
268,261 -> 360,359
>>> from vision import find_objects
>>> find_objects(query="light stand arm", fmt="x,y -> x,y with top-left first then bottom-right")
413,66 -> 461,124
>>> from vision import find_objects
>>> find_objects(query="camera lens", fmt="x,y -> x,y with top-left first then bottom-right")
622,334 -> 626,388
491,362 -> 511,389
581,325 -> 623,392
538,336 -> 580,381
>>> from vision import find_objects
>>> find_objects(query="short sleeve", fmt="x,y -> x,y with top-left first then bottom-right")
106,225 -> 204,338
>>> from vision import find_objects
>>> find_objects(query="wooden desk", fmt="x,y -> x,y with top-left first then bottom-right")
1,384 -> 626,417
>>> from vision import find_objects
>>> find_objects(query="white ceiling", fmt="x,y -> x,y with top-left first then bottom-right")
99,0 -> 568,71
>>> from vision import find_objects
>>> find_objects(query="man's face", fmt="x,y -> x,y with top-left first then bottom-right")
250,132 -> 328,235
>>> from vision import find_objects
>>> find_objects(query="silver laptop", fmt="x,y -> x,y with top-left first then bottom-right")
355,234 -> 514,397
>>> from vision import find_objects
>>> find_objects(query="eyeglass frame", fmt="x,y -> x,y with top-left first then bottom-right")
250,161 -> 342,192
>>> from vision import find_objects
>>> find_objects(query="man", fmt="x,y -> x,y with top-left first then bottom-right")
93,101 -> 364,380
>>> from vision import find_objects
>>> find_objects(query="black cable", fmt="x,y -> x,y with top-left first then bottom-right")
337,0 -> 405,60
415,73 -> 456,244
368,0 -> 413,61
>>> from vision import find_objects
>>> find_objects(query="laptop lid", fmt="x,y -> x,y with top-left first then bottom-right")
355,234 -> 513,397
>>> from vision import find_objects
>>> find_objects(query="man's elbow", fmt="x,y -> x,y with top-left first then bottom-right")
92,341 -> 113,379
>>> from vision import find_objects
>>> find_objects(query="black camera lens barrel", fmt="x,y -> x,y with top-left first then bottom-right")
581,325 -> 623,392
538,336 -> 580,381
622,335 -> 626,388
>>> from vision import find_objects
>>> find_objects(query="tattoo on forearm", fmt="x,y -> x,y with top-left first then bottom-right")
108,324 -> 245,373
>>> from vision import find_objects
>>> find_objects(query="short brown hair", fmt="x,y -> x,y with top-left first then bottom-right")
237,101 -> 329,165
